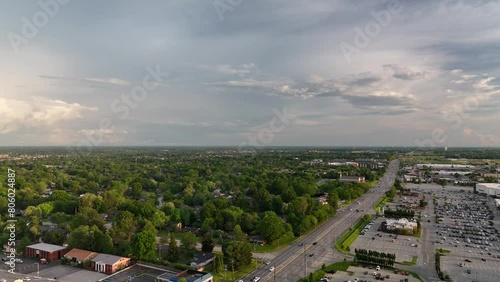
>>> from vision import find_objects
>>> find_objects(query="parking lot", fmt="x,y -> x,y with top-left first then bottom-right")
350,217 -> 420,264
328,266 -> 420,282
0,256 -> 52,274
411,184 -> 500,282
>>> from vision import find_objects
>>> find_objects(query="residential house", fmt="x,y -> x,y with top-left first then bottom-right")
190,252 -> 216,271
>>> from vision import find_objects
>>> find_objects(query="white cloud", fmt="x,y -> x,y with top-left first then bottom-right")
0,97 -> 97,134
197,63 -> 256,76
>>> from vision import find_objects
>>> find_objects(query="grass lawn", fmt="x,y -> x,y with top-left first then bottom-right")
211,258 -> 260,281
157,230 -> 200,243
373,195 -> 389,211
326,261 -> 353,271
334,215 -> 373,254
437,248 -> 451,254
401,256 -> 418,266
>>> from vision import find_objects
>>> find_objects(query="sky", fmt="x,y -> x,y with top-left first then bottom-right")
0,0 -> 499,148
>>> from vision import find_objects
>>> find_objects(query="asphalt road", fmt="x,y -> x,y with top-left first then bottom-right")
245,159 -> 401,282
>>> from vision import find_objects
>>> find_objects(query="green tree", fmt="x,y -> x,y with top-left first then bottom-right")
68,225 -> 112,253
130,182 -> 143,199
256,211 -> 286,243
181,232 -> 197,257
42,230 -> 66,245
132,230 -> 156,260
167,233 -> 179,262
222,240 -> 252,271
71,207 -> 105,231
328,191 -> 339,209
201,232 -> 215,252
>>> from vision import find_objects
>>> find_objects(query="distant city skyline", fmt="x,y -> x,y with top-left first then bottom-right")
1,0 -> 499,147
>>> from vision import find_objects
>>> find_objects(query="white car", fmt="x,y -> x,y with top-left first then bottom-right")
252,277 -> 261,282
269,266 -> 275,272
376,266 -> 381,271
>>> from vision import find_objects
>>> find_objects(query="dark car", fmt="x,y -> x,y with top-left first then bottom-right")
465,259 -> 472,262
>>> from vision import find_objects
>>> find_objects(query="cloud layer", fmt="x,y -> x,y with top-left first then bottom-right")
0,0 -> 499,146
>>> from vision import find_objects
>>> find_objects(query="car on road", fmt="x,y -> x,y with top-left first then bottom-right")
269,267 -> 275,272
467,269 -> 472,274
465,259 -> 472,262
252,277 -> 260,282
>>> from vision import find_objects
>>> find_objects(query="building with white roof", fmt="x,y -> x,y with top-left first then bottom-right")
476,183 -> 500,196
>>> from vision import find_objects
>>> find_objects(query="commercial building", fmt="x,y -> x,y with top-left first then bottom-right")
64,248 -> 98,264
476,183 -> 500,197
416,163 -> 475,170
91,254 -> 131,275
25,243 -> 67,262
340,175 -> 366,183
384,218 -> 418,233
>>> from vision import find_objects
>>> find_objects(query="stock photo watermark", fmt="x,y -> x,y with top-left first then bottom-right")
6,168 -> 17,273
67,64 -> 168,155
238,107 -> 296,155
213,0 -> 244,21
414,92 -> 485,148
7,0 -> 70,54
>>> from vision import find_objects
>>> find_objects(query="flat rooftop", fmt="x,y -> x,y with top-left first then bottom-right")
477,183 -> 500,189
26,243 -> 67,252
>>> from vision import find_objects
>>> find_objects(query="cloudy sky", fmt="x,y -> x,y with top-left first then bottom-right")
1,0 -> 499,147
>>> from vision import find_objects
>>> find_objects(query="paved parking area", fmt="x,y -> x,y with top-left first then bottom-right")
350,217 -> 420,264
409,184 -> 500,281
34,264 -> 82,280
328,266 -> 420,282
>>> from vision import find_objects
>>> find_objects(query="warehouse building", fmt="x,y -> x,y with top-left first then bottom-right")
476,183 -> 500,197
25,243 -> 67,262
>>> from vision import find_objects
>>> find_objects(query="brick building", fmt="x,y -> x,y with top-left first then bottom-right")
25,243 -> 67,262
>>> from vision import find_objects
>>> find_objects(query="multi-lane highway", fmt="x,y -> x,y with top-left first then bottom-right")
245,159 -> 401,282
